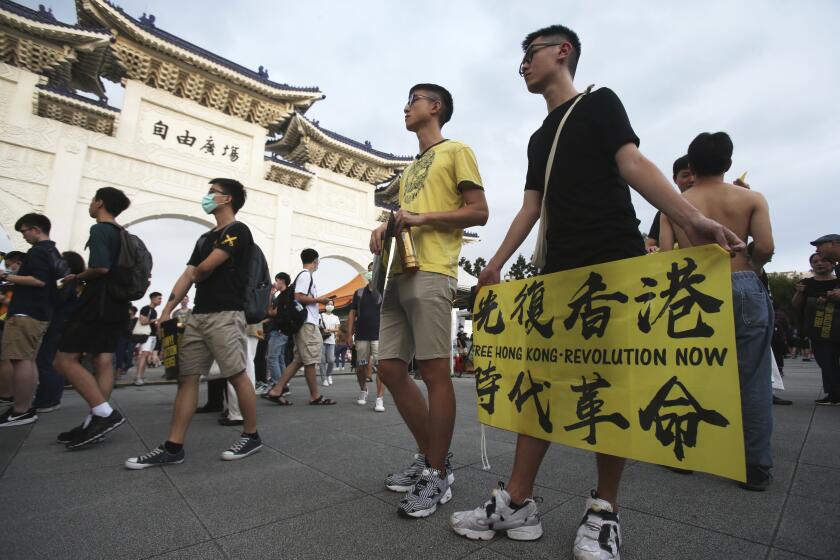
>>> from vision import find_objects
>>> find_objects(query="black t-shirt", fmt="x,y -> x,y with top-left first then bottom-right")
350,287 -> 381,341
525,87 -> 645,273
648,211 -> 662,243
140,305 -> 158,336
8,240 -> 57,321
74,222 -> 129,323
801,277 -> 840,333
188,222 -> 253,314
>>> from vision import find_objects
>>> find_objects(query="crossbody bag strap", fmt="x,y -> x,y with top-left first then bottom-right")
531,84 -> 594,270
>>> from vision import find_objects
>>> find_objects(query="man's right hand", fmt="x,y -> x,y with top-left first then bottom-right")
795,282 -> 806,294
477,264 -> 501,292
370,222 -> 387,255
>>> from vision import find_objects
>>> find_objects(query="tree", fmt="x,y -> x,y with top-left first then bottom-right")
507,253 -> 537,280
459,256 -> 487,278
768,272 -> 804,327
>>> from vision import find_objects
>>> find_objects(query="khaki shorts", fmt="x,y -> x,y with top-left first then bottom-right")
293,323 -> 322,366
379,271 -> 456,363
1,315 -> 49,360
356,340 -> 379,366
179,311 -> 247,378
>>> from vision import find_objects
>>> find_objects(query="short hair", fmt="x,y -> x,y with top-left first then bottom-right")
810,252 -> 823,264
62,251 -> 86,274
94,187 -> 131,217
209,178 -> 246,213
409,83 -> 453,126
14,213 -> 51,235
672,155 -> 690,179
300,248 -> 319,265
522,25 -> 582,77
688,132 -> 733,177
275,272 -> 291,285
130,305 -> 138,313
150,292 -> 162,299
4,250 -> 25,263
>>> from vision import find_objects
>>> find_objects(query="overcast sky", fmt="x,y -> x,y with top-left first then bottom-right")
10,0 -> 840,294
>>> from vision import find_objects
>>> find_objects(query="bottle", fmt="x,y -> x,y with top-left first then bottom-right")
396,226 -> 420,273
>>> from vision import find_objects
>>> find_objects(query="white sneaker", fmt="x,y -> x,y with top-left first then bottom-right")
328,376 -> 334,385
450,483 -> 543,541
133,378 -> 145,386
374,397 -> 385,412
357,390 -> 368,405
573,491 -> 621,560
321,380 -> 330,387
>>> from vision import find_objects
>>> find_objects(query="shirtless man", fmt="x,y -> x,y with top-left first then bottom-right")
660,131 -> 775,491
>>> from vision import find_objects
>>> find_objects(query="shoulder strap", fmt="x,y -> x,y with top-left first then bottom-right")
531,84 -> 594,270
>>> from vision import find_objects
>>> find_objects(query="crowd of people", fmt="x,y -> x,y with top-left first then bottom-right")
0,22 -> 838,560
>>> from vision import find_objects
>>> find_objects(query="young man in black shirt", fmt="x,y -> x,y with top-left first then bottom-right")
133,291 -> 162,386
793,252 -> 840,404
0,214 -> 61,427
348,262 -> 384,411
54,188 -> 132,448
126,178 -> 261,468
449,25 -> 743,559
645,155 -> 694,251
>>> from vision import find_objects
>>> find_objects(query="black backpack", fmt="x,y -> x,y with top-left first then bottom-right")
273,271 -> 312,335
46,247 -> 73,307
106,224 -> 153,302
198,222 -> 271,324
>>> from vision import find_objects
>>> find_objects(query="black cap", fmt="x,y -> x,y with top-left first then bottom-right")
810,234 -> 840,246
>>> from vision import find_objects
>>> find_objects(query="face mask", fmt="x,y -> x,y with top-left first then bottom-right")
325,305 -> 335,313
363,271 -> 373,282
201,193 -> 218,214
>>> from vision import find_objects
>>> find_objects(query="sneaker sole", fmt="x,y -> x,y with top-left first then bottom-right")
398,486 -> 453,518
221,444 -> 263,461
374,407 -> 385,412
65,416 -> 126,450
506,523 -> 544,541
35,405 -> 61,413
386,471 -> 455,493
125,458 -> 185,470
452,526 -> 496,541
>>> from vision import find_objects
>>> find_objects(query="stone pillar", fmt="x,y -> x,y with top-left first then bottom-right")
273,197 -> 293,274
44,140 -> 88,251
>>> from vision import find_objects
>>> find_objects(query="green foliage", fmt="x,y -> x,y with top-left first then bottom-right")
507,253 -> 537,280
459,256 -> 487,278
768,272 -> 804,325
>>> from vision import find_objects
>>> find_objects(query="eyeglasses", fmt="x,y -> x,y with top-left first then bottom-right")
405,94 -> 440,108
207,188 -> 228,197
519,41 -> 566,76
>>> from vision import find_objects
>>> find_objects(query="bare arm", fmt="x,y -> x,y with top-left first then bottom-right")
393,188 -> 489,233
616,144 -> 745,252
159,266 -> 195,321
4,274 -> 46,288
477,190 -> 542,289
347,309 -> 356,345
746,192 -> 774,270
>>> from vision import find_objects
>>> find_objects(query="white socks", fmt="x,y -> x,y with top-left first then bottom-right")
91,403 -> 113,418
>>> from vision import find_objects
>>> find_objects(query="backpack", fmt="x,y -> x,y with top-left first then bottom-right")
46,247 -> 73,307
273,271 -> 312,335
198,221 -> 271,324
107,224 -> 153,302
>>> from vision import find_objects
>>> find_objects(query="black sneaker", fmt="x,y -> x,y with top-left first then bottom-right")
220,434 -> 262,461
739,465 -> 773,491
57,422 -> 85,444
0,408 -> 38,428
814,396 -> 840,406
65,410 -> 125,449
125,445 -> 185,469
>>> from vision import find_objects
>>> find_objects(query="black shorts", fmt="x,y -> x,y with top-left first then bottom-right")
58,319 -> 126,355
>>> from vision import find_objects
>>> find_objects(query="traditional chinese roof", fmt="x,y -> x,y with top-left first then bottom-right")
264,155 -> 314,191
75,0 -> 323,128
0,0 -> 111,98
267,113 -> 412,185
34,82 -> 118,135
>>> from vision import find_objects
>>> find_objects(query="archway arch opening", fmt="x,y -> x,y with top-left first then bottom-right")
317,254 -> 367,294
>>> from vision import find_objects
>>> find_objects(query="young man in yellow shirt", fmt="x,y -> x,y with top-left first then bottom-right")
370,83 -> 488,518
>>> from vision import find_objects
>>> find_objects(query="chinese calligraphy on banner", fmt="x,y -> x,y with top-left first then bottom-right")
471,245 -> 745,482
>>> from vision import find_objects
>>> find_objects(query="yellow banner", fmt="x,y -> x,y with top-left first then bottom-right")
471,245 -> 745,481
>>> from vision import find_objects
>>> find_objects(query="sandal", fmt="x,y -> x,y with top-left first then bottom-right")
309,396 -> 336,405
267,394 -> 293,406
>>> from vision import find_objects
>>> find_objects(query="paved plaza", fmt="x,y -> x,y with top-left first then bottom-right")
1,359 -> 838,560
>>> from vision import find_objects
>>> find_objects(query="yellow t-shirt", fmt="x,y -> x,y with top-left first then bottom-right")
390,139 -> 483,278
